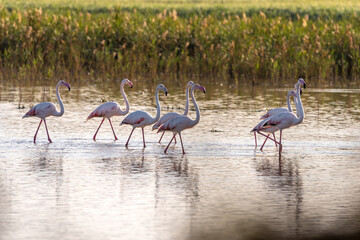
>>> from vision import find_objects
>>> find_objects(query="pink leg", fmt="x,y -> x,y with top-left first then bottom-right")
257,131 -> 281,146
158,132 -> 165,143
108,118 -> 118,141
174,135 -> 177,144
273,133 -> 277,146
260,134 -> 270,151
279,130 -> 283,153
33,119 -> 43,143
125,128 -> 135,147
142,127 -> 146,148
93,118 -> 105,141
254,132 -> 257,148
178,132 -> 185,154
43,119 -> 52,143
164,134 -> 176,153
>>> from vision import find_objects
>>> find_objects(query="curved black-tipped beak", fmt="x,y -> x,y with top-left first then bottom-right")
68,86 -> 71,91
203,90 -> 206,94
165,91 -> 168,96
300,88 -> 303,95
303,83 -> 306,89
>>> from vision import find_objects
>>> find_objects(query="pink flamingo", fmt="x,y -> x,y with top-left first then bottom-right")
120,84 -> 168,148
158,84 -> 206,154
152,81 -> 195,143
22,80 -> 71,143
251,78 -> 306,153
254,89 -> 298,149
87,78 -> 133,141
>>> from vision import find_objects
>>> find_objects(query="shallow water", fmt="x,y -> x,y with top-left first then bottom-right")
0,80 -> 360,240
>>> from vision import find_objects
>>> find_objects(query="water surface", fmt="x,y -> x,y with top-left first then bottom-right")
0,81 -> 360,240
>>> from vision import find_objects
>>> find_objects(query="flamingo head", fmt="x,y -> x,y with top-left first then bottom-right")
60,80 -> 71,91
187,81 -> 195,88
122,78 -> 133,88
157,84 -> 168,96
288,90 -> 297,98
193,84 -> 206,94
298,78 -> 306,89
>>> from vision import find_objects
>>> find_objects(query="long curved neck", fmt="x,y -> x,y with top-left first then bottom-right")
286,92 -> 293,112
152,89 -> 161,124
54,82 -> 64,116
294,85 -> 304,124
118,82 -> 130,115
183,84 -> 191,115
190,89 -> 200,126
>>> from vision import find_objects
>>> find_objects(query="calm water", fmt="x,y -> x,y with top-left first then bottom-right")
0,80 -> 360,240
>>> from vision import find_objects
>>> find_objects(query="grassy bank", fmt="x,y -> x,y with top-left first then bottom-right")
1,2 -> 360,85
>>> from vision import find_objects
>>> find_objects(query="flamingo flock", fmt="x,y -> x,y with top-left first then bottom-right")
22,78 -> 306,155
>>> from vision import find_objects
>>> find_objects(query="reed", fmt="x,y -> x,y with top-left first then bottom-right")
0,5 -> 360,85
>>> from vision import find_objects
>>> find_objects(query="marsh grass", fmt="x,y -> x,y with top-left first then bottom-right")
0,4 -> 360,86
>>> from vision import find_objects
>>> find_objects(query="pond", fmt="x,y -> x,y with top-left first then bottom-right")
0,79 -> 360,240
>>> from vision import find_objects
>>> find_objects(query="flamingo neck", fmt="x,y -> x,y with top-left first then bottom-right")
190,88 -> 200,126
54,82 -> 64,116
286,92 -> 293,112
118,81 -> 130,115
294,84 -> 304,124
183,84 -> 191,115
152,89 -> 161,124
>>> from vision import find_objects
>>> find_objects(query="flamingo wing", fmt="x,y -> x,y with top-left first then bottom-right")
260,107 -> 289,119
159,115 -> 192,132
87,102 -> 120,120
152,112 -> 181,130
121,111 -> 152,126
23,102 -> 56,119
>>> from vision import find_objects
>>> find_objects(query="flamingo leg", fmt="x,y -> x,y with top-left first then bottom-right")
279,130 -> 283,153
125,128 -> 135,147
273,133 -> 277,146
142,127 -> 146,148
174,135 -> 177,144
33,119 -> 43,143
164,134 -> 176,153
108,118 -> 118,141
260,134 -> 270,151
178,132 -> 185,154
254,132 -> 257,148
93,118 -> 105,141
257,131 -> 281,146
43,119 -> 52,143
158,132 -> 165,143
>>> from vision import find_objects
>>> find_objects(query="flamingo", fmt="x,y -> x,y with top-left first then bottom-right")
251,78 -> 306,153
254,89 -> 298,149
87,78 -> 133,141
158,84 -> 206,154
120,84 -> 168,148
22,80 -> 71,143
152,81 -> 195,143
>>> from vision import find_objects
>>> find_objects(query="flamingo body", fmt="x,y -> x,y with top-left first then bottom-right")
87,78 -> 133,141
121,110 -> 155,128
23,102 -> 58,119
22,80 -> 71,143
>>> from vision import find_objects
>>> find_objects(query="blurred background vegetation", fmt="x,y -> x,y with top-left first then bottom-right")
1,0 -> 360,86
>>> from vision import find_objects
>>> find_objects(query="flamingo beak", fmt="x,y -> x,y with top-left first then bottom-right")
129,81 -> 133,88
303,83 -> 306,89
300,88 -> 303,95
165,91 -> 168,96
65,83 -> 71,91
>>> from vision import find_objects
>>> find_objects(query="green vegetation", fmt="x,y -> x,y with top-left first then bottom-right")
1,1 -> 360,85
